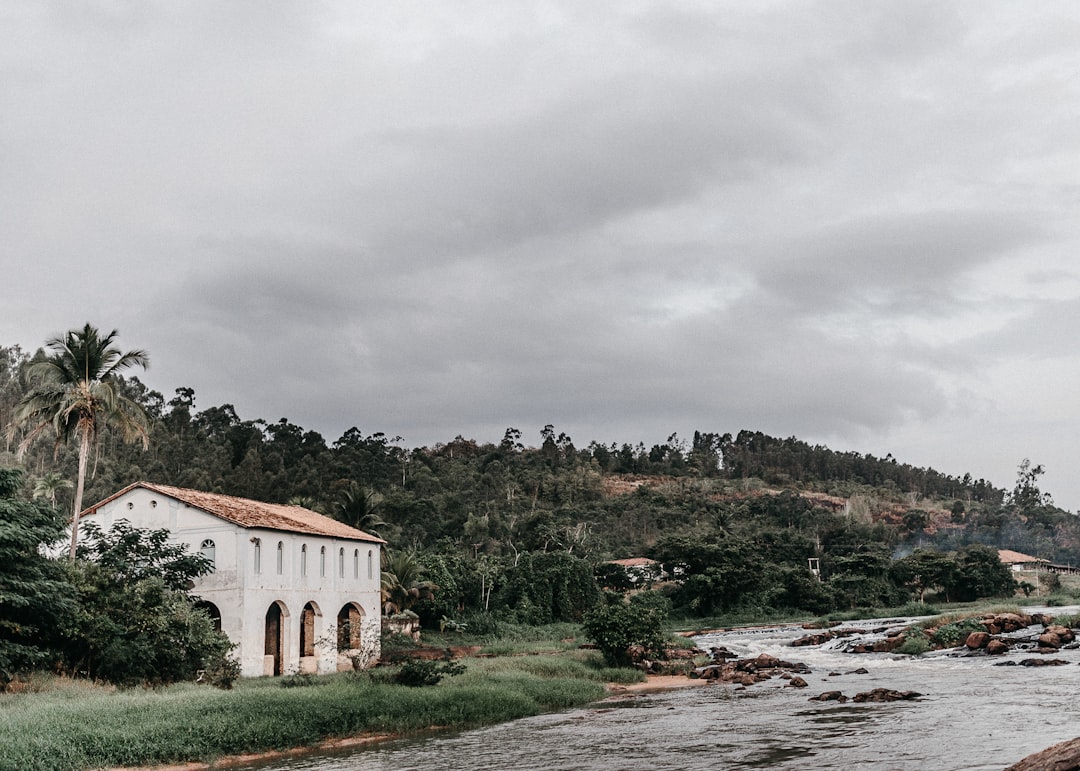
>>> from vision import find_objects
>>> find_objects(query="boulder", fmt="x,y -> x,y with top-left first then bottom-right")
965,631 -> 990,649
692,665 -> 723,679
1005,736 -> 1080,770
994,613 -> 1033,632
1038,632 -> 1062,649
852,688 -> 922,703
872,636 -> 905,653
1046,625 -> 1075,644
787,676 -> 808,688
986,639 -> 1010,655
739,653 -> 781,670
666,647 -> 700,661
809,690 -> 848,702
1019,658 -> 1069,667
791,632 -> 834,647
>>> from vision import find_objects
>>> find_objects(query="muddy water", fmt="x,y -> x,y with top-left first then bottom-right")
243,608 -> 1080,770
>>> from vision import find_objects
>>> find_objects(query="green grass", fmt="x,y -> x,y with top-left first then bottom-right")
895,632 -> 931,656
417,621 -> 585,657
0,653 -> 620,771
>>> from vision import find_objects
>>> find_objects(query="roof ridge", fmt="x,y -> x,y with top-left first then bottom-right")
85,482 -> 385,544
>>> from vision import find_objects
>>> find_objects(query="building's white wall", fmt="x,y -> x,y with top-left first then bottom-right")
80,488 -> 382,678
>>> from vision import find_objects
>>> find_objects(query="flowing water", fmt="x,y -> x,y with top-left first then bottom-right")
242,607 -> 1080,770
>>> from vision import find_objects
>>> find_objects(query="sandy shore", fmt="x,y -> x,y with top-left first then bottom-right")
605,673 -> 708,694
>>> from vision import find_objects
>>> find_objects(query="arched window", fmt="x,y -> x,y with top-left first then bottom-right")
276,541 -> 284,575
338,548 -> 345,578
367,549 -> 374,580
300,602 -> 319,658
253,538 -> 262,574
300,544 -> 308,577
353,549 -> 359,579
320,546 -> 326,577
199,539 -> 216,570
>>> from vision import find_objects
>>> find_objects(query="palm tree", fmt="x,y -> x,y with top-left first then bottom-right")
32,471 -> 74,508
338,482 -> 386,535
380,549 -> 437,615
7,324 -> 149,559
286,496 -> 323,513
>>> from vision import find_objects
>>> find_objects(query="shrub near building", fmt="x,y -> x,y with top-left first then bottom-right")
582,592 -> 669,667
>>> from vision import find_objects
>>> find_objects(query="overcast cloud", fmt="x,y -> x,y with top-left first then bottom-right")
4,2 -> 1080,509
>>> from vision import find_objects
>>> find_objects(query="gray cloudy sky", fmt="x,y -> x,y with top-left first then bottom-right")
4,2 -> 1079,509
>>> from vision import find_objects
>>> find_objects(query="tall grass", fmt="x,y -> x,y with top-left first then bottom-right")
423,621 -> 583,655
0,654 -> 618,771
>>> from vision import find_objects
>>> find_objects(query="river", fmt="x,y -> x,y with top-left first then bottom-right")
240,608 -> 1080,770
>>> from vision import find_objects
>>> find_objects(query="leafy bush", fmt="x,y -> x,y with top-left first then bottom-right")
394,658 -> 466,687
0,469 -> 73,686
929,618 -> 983,647
201,651 -> 241,690
60,521 -> 231,687
896,633 -> 930,656
582,593 -> 667,667
439,616 -> 468,633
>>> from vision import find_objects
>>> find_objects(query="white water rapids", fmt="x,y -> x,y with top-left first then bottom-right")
242,607 -> 1080,770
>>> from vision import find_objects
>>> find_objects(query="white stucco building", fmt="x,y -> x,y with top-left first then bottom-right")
80,482 -> 384,677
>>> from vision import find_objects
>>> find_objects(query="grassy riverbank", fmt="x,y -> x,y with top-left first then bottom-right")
0,651 -> 641,771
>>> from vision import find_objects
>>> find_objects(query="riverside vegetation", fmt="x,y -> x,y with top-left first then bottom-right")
0,644 -> 640,771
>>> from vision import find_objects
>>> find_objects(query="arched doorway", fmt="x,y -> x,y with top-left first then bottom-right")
337,603 -> 365,670
299,601 -> 321,673
196,600 -> 222,633
264,601 -> 288,676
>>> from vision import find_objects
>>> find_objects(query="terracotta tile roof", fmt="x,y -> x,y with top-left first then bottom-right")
83,482 -> 385,544
998,549 -> 1048,564
609,557 -> 659,567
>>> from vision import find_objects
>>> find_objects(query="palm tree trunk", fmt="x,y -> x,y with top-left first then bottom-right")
69,430 -> 90,561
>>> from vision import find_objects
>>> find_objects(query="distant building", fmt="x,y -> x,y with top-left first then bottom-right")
997,548 -> 1080,576
997,549 -> 1050,572
608,557 -> 664,584
80,482 -> 384,677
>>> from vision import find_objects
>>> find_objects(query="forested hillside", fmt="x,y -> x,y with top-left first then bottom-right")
2,342 -> 1075,623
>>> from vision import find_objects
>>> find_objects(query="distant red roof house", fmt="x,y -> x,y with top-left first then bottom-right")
606,557 -> 664,584
998,549 -> 1050,570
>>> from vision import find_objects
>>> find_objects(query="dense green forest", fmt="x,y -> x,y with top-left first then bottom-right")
1,341 -> 1075,634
